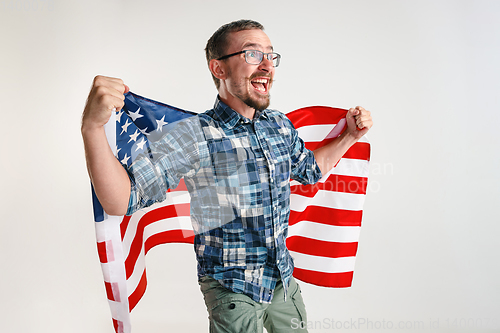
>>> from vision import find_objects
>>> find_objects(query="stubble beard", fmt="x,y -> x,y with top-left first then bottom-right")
229,71 -> 273,111
242,92 -> 271,111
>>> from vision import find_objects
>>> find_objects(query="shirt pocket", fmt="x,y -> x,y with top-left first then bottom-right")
210,137 -> 251,183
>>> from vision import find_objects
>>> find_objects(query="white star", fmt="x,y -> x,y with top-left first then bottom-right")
128,129 -> 141,143
115,146 -> 122,155
135,138 -> 147,151
116,110 -> 124,122
128,107 -> 143,122
121,153 -> 131,165
120,119 -> 131,135
156,115 -> 168,132
139,127 -> 150,136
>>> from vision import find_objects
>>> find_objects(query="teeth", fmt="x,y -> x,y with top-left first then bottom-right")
251,78 -> 269,93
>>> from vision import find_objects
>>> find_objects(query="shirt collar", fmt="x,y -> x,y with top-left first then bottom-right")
213,96 -> 269,129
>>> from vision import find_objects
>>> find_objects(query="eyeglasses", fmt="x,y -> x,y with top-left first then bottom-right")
217,50 -> 281,67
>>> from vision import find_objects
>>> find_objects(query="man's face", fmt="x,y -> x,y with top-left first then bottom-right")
222,29 -> 275,111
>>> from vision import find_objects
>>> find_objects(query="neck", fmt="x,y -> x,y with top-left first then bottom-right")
218,90 -> 256,120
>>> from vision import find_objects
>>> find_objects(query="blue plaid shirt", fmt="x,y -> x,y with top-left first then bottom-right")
126,97 -> 322,303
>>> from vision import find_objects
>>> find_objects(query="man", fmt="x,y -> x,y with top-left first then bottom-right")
81,20 -> 372,332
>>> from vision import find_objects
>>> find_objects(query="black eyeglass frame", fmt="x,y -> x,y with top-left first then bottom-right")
217,50 -> 281,67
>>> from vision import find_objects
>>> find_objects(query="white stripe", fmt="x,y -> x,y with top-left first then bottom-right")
97,215 -> 131,332
121,210 -> 146,257
288,221 -> 361,243
125,216 -> 194,297
297,124 -> 342,142
297,123 -> 369,143
290,190 -> 365,212
290,158 -> 369,189
95,218 -> 110,243
104,110 -> 117,155
320,158 -> 370,181
352,134 -> 370,144
123,191 -> 192,296
127,249 -> 146,298
100,262 -> 112,282
107,300 -> 130,332
121,191 -> 191,256
143,216 -> 193,239
289,251 -> 356,273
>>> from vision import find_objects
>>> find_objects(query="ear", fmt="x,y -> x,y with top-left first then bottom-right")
209,59 -> 227,80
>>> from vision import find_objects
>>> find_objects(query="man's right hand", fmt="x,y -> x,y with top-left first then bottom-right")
81,75 -> 130,131
81,75 -> 131,216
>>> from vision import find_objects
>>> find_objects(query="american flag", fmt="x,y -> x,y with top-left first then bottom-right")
92,92 -> 370,333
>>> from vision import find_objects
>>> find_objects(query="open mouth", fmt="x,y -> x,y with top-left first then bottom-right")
250,77 -> 270,94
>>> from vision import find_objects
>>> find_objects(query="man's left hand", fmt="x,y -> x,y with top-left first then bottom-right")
345,106 -> 373,139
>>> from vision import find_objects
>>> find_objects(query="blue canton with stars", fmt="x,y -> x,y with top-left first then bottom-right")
116,92 -> 196,167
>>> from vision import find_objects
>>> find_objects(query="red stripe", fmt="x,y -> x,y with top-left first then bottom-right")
128,269 -> 147,311
289,206 -> 363,227
125,203 -> 190,279
343,142 -> 370,161
112,318 -> 123,333
305,141 -> 370,161
293,268 -> 353,288
144,230 -> 195,254
168,179 -> 187,192
105,281 -> 115,301
121,215 -> 131,240
120,182 -> 187,240
287,236 -> 358,258
291,174 -> 368,195
286,106 -> 347,128
97,241 -> 109,263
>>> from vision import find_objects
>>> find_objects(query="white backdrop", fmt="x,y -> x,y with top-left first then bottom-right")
1,0 -> 499,332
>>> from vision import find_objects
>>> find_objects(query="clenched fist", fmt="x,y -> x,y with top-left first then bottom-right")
81,75 -> 129,131
345,106 -> 373,139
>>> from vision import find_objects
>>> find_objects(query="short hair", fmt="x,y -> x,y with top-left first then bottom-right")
205,19 -> 265,90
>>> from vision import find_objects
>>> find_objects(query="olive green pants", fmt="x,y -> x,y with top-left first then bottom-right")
199,276 -> 308,333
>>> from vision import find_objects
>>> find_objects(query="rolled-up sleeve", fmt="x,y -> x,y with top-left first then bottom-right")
285,116 -> 322,185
